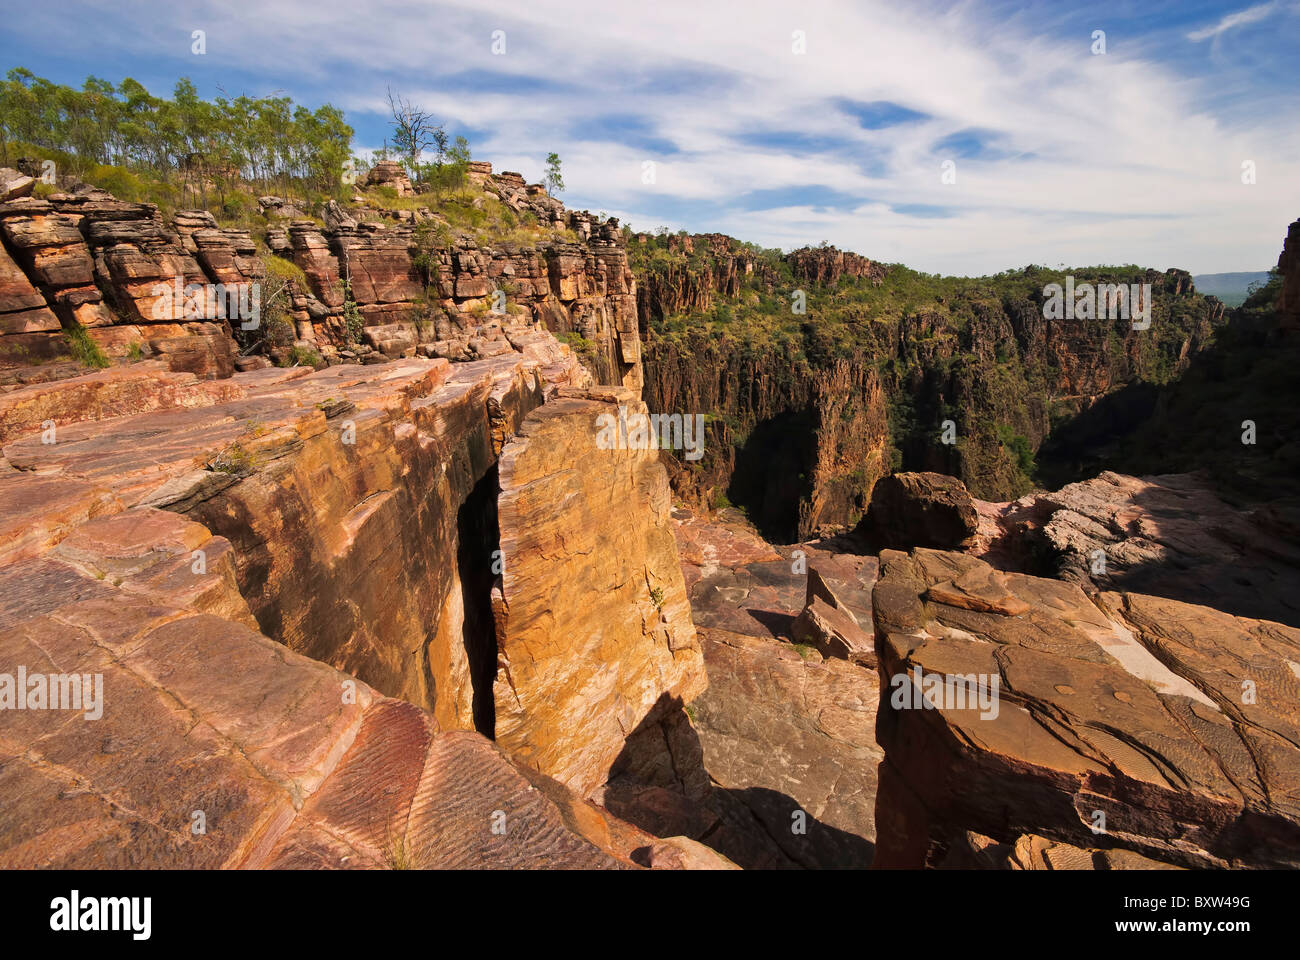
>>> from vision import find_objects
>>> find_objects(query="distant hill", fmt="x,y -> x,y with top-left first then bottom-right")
1193,271 -> 1271,307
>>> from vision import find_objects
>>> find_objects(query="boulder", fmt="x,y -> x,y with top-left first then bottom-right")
854,471 -> 979,549
0,167 -> 35,202
791,565 -> 875,666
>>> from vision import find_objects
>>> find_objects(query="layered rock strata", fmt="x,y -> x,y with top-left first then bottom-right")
0,506 -> 663,869
0,179 -> 254,380
0,166 -> 643,396
0,340 -> 729,868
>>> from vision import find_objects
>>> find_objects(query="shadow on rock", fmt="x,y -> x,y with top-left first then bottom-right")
600,693 -> 875,869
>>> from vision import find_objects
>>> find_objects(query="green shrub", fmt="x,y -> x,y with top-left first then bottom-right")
63,324 -> 110,369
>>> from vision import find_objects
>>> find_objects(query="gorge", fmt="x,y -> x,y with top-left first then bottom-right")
1,150 -> 1298,871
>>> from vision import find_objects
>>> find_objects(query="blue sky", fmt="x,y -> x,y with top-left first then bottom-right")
3,0 -> 1298,275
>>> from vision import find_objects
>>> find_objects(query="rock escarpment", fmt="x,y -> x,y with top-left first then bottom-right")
634,234 -> 1224,539
0,163 -> 643,394
0,174 -> 250,380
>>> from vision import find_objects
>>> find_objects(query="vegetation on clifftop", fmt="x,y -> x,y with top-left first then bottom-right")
633,230 -> 1224,509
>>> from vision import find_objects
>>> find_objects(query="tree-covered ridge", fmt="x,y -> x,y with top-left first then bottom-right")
632,231 -> 1211,385
631,232 -> 1226,502
0,68 -> 354,208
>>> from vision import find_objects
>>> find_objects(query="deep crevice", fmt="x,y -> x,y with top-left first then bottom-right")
457,463 -> 500,739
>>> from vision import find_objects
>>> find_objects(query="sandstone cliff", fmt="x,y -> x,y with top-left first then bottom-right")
0,163 -> 643,394
0,330 -> 728,867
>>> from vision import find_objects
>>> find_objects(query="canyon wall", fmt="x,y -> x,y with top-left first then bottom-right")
0,479 -> 674,869
635,234 -> 1224,540
0,334 -> 727,866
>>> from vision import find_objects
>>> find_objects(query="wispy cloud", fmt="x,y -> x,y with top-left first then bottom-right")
1,0 -> 1297,274
1187,2 -> 1276,42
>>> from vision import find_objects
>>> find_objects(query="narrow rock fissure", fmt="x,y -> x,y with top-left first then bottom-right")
457,463 -> 500,739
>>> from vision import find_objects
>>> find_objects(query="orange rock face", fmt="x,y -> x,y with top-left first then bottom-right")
494,388 -> 707,796
0,509 -> 656,869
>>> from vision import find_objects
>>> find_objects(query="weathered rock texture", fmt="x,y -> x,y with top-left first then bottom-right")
591,508 -> 881,868
1,165 -> 643,400
871,547 -> 1300,869
0,344 -> 727,869
0,507 -> 664,869
0,186 -> 254,381
281,169 -> 641,390
494,388 -> 706,795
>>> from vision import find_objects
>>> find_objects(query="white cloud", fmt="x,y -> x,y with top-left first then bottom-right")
13,0 -> 1298,274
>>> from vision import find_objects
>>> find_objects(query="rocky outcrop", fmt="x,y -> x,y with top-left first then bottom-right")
1279,217 -> 1300,333
0,338 -> 721,869
871,547 -> 1300,869
364,160 -> 414,197
285,209 -> 641,391
785,245 -> 886,287
2,165 -> 643,400
853,471 -> 979,550
0,503 -> 664,869
0,189 -> 256,380
973,471 -> 1300,629
2,354 -> 564,718
494,388 -> 706,795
